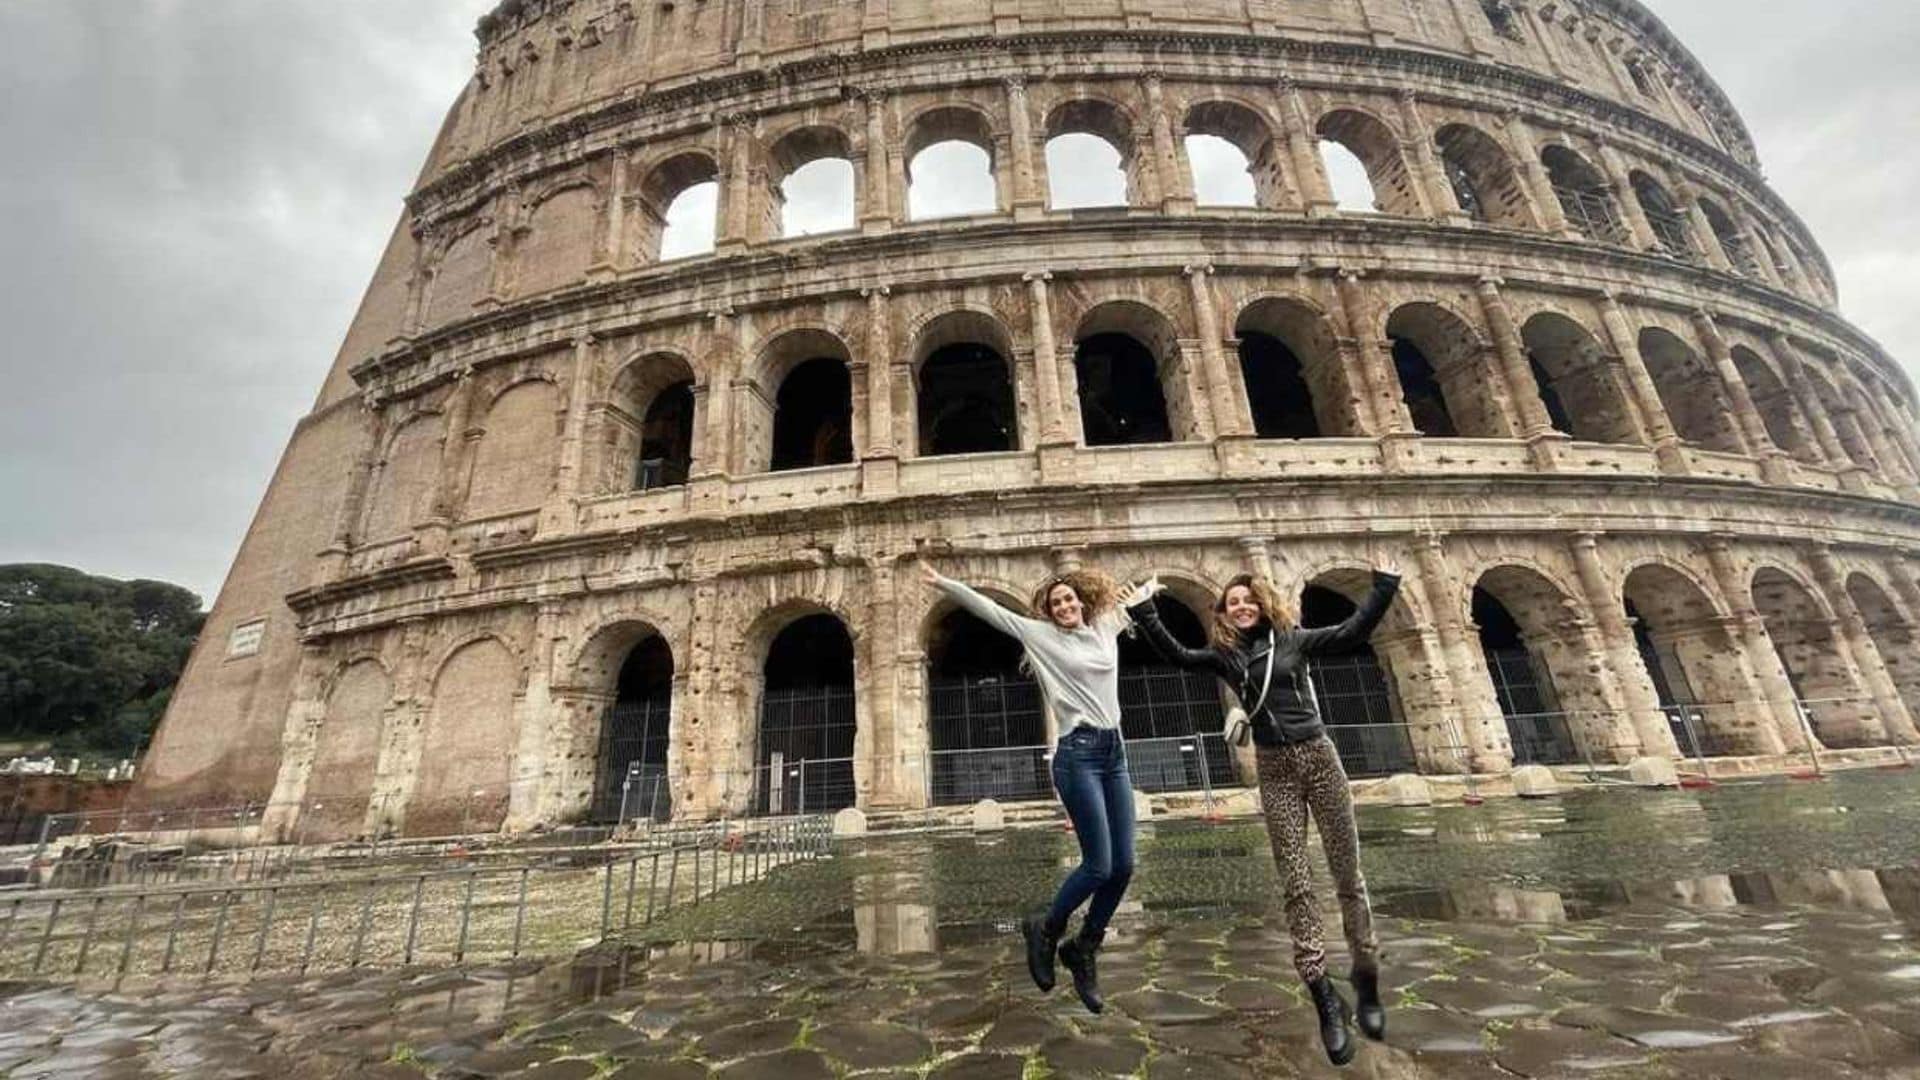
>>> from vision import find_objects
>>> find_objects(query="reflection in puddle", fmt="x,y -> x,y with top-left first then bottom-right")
1377,865 -> 1920,925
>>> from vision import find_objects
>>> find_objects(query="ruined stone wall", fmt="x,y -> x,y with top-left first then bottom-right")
140,0 -> 1920,836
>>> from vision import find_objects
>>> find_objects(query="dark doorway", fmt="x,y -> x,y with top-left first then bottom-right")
757,613 -> 857,813
926,606 -> 1047,804
919,343 -> 1018,455
636,381 -> 694,490
1391,338 -> 1459,437
1300,585 -> 1415,776
1474,588 -> 1576,764
1238,331 -> 1321,438
1118,597 -> 1234,792
593,636 -> 673,822
770,358 -> 854,471
1075,333 -> 1174,446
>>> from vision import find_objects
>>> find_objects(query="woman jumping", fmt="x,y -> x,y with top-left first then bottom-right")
919,559 -> 1157,1014
1129,569 -> 1401,1066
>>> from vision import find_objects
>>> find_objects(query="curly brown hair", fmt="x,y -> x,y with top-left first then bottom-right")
1030,569 -> 1119,624
1210,573 -> 1288,647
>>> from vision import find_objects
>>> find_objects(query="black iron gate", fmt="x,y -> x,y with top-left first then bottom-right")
756,685 -> 857,815
591,696 -> 672,823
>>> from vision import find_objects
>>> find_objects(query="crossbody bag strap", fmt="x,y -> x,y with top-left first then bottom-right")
1246,629 -> 1278,716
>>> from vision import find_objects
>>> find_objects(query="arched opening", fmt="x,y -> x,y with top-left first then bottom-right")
516,186 -> 598,296
411,639 -> 516,837
1236,298 -> 1357,437
904,107 -> 998,220
1637,328 -> 1744,453
925,603 -> 1045,805
1118,594 -> 1234,793
1752,568 -> 1879,748
1184,101 -> 1279,207
303,660 -> 390,842
603,353 -> 697,495
362,415 -> 441,543
1521,313 -> 1642,445
769,126 -> 856,238
758,613 -> 857,814
914,311 -> 1019,456
1471,569 -> 1604,766
1730,347 -> 1814,462
1074,302 -> 1190,446
1542,145 -> 1626,244
1435,123 -> 1533,229
1300,580 -> 1416,777
1699,197 -> 1760,276
1044,100 -> 1136,209
747,330 -> 854,474
1317,109 -> 1422,216
592,635 -> 674,823
1847,574 -> 1920,727
639,152 -> 719,261
1386,303 -> 1508,439
466,381 -> 560,519
1623,565 -> 1763,756
1803,365 -> 1881,474
1629,171 -> 1693,256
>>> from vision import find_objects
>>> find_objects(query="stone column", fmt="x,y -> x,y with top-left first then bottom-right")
692,309 -> 737,510
1704,536 -> 1814,751
1025,270 -> 1071,446
1186,265 -> 1248,437
718,116 -> 753,253
597,155 -> 630,276
860,90 -> 894,233
1676,180 -> 1733,272
1415,534 -> 1512,771
1503,109 -> 1572,236
262,650 -> 331,842
1691,310 -> 1779,469
863,558 -> 912,809
1336,270 -> 1411,436
319,406 -> 384,580
1830,404 -> 1885,477
1398,91 -> 1464,223
1569,533 -> 1675,757
1590,137 -> 1656,250
1597,292 -> 1685,471
426,371 -> 477,526
1809,546 -> 1920,745
862,286 -> 896,459
1145,75 -> 1194,215
544,333 -> 601,533
1770,334 -> 1858,483
1006,77 -> 1044,220
1476,278 -> 1556,439
1279,78 -> 1337,216
1846,385 -> 1916,490
1518,3 -> 1573,80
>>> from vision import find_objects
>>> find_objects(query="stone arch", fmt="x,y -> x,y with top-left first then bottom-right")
1316,107 -> 1422,217
636,149 -> 720,261
922,584 -> 1046,805
1043,97 -> 1140,209
1385,301 -> 1509,439
422,217 -> 494,328
766,124 -> 857,238
1847,572 -> 1920,730
1469,563 -> 1615,765
302,658 -> 392,842
1541,144 -> 1626,244
749,604 -> 860,814
1628,170 -> 1693,256
361,412 -> 442,543
564,618 -> 678,823
744,327 -> 856,473
1801,363 -> 1881,474
1751,565 -> 1879,748
1296,564 -> 1425,777
903,105 -> 999,220
409,636 -> 519,837
910,309 -> 1020,458
1698,195 -> 1758,276
1117,586 -> 1235,794
465,377 -> 563,519
1235,295 -> 1357,437
1621,561 -> 1772,756
514,180 -> 600,296
603,350 -> 698,493
1183,99 -> 1280,208
1073,299 -> 1193,445
1435,123 -> 1533,229
1730,345 -> 1815,462
1637,327 -> 1744,453
1521,311 -> 1640,444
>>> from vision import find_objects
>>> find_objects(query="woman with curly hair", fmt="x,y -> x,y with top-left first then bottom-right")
1129,568 -> 1401,1067
918,558 -> 1158,1014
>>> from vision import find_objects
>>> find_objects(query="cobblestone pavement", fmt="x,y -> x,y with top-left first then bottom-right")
4,770 -> 1920,1078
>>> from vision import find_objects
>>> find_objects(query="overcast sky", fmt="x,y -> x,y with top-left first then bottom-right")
0,1 -> 1914,605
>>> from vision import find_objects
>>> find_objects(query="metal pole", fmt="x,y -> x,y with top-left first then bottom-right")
159,893 -> 186,973
509,867 -> 530,959
1797,699 -> 1825,777
114,894 -> 146,988
348,880 -> 377,968
298,903 -> 320,974
250,887 -> 280,973
663,847 -> 680,916
31,898 -> 64,974
204,889 -> 236,976
454,871 -> 477,964
74,895 -> 104,975
600,853 -> 616,938
1192,739 -> 1215,818
402,875 -> 426,965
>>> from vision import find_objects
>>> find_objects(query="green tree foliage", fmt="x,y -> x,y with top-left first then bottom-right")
0,564 -> 204,756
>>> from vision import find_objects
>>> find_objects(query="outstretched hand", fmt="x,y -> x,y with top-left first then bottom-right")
916,558 -> 942,588
1118,576 -> 1166,609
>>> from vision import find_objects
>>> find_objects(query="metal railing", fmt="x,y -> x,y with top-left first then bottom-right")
1502,710 -> 1582,766
0,814 -> 832,986
1644,209 -> 1694,256
1553,186 -> 1631,245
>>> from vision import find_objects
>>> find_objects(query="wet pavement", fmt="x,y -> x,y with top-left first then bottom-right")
5,768 -> 1920,1077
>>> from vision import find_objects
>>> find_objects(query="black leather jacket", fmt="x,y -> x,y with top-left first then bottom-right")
1128,572 -> 1402,746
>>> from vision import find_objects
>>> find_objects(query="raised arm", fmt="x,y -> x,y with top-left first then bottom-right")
1291,571 -> 1402,656
1127,595 -> 1230,676
921,561 -> 1038,643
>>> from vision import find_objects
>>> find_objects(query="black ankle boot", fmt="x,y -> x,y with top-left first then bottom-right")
1307,975 -> 1355,1066
1019,911 -> 1062,993
1058,930 -> 1104,1014
1352,967 -> 1385,1040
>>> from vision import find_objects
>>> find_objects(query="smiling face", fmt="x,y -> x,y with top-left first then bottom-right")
1045,582 -> 1086,630
1222,584 -> 1264,631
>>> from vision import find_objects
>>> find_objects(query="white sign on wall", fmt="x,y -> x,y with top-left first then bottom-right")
227,619 -> 266,659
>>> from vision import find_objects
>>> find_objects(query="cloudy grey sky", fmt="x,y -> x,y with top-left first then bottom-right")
0,1 -> 1914,605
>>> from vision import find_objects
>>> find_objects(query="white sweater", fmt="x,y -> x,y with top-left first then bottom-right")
931,572 -> 1131,739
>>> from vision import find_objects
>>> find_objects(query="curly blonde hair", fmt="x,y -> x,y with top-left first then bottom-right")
1210,574 -> 1288,647
1030,569 -> 1119,623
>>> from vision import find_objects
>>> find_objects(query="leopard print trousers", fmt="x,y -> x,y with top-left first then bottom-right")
1255,735 -> 1380,982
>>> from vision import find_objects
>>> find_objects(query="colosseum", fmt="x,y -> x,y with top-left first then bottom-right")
139,0 -> 1920,838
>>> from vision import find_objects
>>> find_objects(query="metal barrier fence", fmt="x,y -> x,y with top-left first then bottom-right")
0,814 -> 832,986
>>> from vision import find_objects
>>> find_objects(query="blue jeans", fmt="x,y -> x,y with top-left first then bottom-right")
1046,726 -> 1136,940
